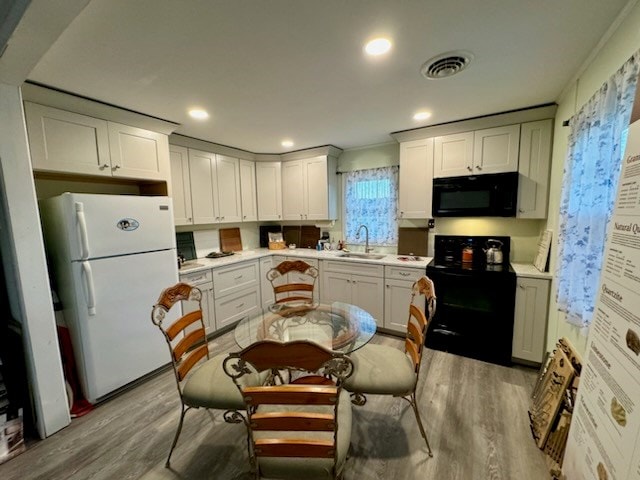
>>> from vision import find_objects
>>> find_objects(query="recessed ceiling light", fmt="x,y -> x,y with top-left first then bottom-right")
281,140 -> 294,148
413,111 -> 432,121
188,109 -> 209,120
364,38 -> 392,56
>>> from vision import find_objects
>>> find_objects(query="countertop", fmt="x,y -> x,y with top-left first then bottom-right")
178,247 -> 432,274
511,262 -> 553,279
178,249 -> 553,279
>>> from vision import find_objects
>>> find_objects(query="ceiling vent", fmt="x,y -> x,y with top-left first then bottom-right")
420,51 -> 474,79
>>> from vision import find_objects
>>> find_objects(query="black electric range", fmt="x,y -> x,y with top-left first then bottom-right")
426,235 -> 516,366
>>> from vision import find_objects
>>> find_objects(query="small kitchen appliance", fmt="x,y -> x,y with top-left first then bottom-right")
484,239 -> 504,264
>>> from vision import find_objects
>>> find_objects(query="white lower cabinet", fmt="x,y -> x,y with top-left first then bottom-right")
179,269 -> 215,335
321,260 -> 384,328
212,260 -> 260,329
512,276 -> 550,364
383,266 -> 423,333
259,256 -> 275,308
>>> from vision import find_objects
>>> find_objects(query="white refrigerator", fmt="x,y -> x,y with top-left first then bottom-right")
40,193 -> 179,404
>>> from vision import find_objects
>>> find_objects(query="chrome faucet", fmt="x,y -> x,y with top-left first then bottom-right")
355,224 -> 373,253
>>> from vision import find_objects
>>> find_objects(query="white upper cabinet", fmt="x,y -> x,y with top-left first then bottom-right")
472,124 -> 520,174
281,155 -> 337,221
433,125 -> 520,178
189,149 -> 218,224
256,161 -> 283,221
281,160 -> 305,220
107,122 -> 169,180
187,149 -> 241,224
433,132 -> 474,178
239,159 -> 258,222
214,154 -> 242,223
169,145 -> 193,226
517,119 -> 553,219
398,138 -> 434,219
25,102 -> 170,181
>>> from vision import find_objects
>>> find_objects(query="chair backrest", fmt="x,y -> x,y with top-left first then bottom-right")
223,340 -> 353,475
151,283 -> 209,391
405,276 -> 436,376
267,260 -> 318,304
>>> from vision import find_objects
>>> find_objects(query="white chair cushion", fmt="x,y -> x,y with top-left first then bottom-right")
182,353 -> 262,410
254,389 -> 352,480
343,344 -> 416,395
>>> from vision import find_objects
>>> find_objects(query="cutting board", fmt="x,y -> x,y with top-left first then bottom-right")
219,228 -> 243,252
397,227 -> 429,256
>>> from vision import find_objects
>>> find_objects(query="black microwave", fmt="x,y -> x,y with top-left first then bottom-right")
432,172 -> 518,217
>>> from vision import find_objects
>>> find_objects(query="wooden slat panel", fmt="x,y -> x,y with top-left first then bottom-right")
166,310 -> 202,340
409,304 -> 427,329
274,283 -> 314,294
173,328 -> 205,361
407,319 -> 423,346
176,344 -> 208,381
251,412 -> 335,431
405,340 -> 420,371
254,438 -> 334,458
239,340 -> 334,372
243,385 -> 337,406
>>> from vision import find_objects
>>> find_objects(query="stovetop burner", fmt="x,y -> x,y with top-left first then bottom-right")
429,234 -> 513,274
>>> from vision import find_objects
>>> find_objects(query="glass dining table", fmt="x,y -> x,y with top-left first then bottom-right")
233,301 -> 377,353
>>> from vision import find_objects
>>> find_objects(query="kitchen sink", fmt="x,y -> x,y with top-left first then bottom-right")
337,252 -> 386,260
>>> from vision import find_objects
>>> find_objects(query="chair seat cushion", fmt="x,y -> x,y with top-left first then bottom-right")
255,389 -> 352,480
182,353 -> 262,410
343,344 -> 416,395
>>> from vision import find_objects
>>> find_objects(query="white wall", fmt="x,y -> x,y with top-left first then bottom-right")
546,1 -> 640,356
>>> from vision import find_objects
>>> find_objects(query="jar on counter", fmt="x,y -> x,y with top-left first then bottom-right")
462,245 -> 473,263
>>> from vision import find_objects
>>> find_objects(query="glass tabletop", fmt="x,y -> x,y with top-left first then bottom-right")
234,301 -> 377,353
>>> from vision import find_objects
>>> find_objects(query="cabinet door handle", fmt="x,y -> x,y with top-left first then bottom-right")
243,215 -> 247,219
112,164 -> 121,170
221,216 -> 225,220
236,302 -> 245,309
399,272 -> 410,277
518,209 -> 525,213
475,165 -> 482,170
187,217 -> 192,222
519,284 -> 525,289
99,163 -> 109,170
235,275 -> 244,280
467,166 -> 472,171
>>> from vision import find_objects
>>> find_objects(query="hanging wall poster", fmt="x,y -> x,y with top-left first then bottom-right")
563,111 -> 640,478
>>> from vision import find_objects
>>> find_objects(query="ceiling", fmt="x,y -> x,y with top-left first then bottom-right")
26,0 -> 630,154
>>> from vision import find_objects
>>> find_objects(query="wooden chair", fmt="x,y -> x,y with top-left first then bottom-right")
223,340 -> 354,480
151,282 -> 263,468
267,260 -> 318,304
342,275 -> 436,456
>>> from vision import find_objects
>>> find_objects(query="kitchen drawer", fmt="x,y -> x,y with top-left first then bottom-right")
179,269 -> 212,286
385,265 -> 423,282
212,260 -> 259,298
214,286 -> 260,329
322,260 -> 384,278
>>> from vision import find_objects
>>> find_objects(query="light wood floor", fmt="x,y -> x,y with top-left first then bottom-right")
0,331 -> 550,480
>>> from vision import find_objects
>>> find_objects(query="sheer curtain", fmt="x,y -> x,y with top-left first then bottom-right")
556,52 -> 640,327
344,166 -> 398,246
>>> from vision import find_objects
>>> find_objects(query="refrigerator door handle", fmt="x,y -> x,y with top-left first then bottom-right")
75,202 -> 90,259
81,261 -> 97,316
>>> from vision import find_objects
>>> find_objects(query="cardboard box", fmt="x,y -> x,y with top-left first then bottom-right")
0,409 -> 25,465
